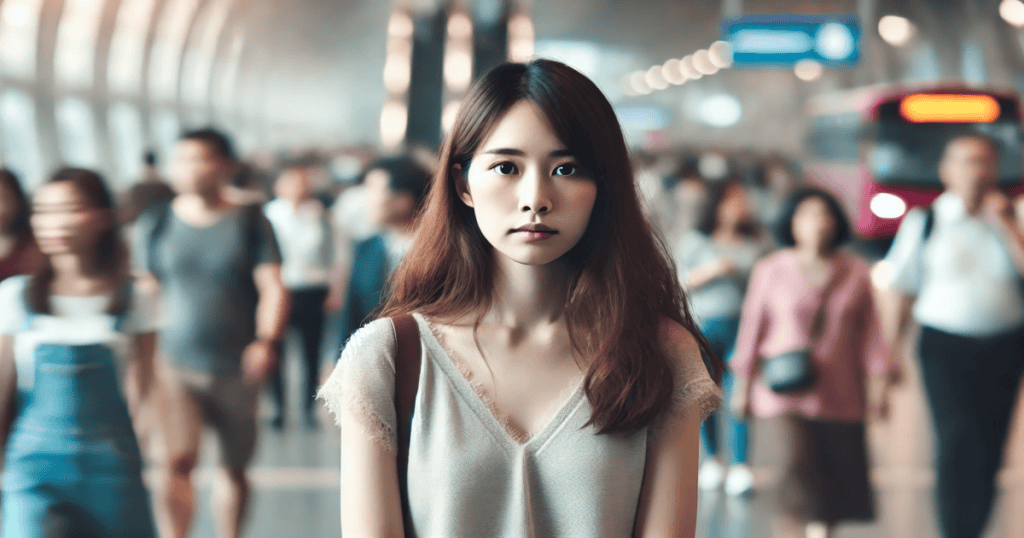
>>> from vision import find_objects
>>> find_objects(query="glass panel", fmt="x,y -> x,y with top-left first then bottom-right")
0,90 -> 43,188
56,97 -> 100,168
152,108 -> 180,175
148,0 -> 201,102
0,0 -> 45,78
54,0 -> 106,87
181,0 -> 231,105
108,0 -> 158,94
108,102 -> 144,187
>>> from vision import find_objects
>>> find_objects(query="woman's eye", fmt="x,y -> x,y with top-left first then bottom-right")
554,164 -> 578,176
493,162 -> 518,175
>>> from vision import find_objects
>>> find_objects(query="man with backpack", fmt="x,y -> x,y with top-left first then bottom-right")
882,133 -> 1024,538
135,128 -> 289,538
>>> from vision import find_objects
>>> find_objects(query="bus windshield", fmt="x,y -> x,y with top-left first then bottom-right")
868,98 -> 1024,185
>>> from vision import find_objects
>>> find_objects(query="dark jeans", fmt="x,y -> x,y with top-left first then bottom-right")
271,286 -> 329,418
917,325 -> 1024,538
700,316 -> 750,464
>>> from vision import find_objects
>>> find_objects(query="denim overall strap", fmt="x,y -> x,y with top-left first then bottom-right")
1,285 -> 156,538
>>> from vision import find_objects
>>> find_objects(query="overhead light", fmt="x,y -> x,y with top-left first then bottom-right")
629,71 -> 651,95
815,22 -> 856,60
692,50 -> 718,75
645,65 -> 669,90
794,59 -> 823,81
878,15 -> 914,46
900,94 -> 1000,123
1001,0 -> 1024,27
869,193 -> 908,219
662,58 -> 686,85
708,41 -> 733,68
680,55 -> 701,79
698,94 -> 742,127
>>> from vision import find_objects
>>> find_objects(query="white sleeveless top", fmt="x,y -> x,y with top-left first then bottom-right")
318,314 -> 720,537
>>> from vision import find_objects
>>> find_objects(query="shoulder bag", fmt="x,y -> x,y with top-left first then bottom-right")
392,314 -> 421,538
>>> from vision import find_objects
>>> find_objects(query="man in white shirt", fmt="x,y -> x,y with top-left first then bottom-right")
883,134 -> 1024,538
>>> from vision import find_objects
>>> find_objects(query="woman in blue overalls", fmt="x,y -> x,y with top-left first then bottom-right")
0,168 -> 158,537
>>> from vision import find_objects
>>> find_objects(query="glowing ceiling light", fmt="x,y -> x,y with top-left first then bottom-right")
680,55 -> 701,79
794,59 -> 823,81
878,15 -> 914,46
1001,0 -> 1024,27
645,65 -> 669,90
662,58 -> 686,85
708,40 -> 733,68
388,11 -> 413,38
692,49 -> 718,75
629,71 -> 651,95
698,94 -> 742,127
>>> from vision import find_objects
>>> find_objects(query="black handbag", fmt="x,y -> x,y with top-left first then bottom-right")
760,261 -> 846,394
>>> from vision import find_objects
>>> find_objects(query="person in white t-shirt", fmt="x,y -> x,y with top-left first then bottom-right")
882,134 -> 1024,538
263,164 -> 340,430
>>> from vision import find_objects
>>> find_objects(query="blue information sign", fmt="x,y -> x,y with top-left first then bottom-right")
722,14 -> 860,68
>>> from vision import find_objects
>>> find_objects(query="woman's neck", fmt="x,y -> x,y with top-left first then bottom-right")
485,254 -> 569,331
49,252 -> 109,295
794,242 -> 832,265
712,226 -> 744,245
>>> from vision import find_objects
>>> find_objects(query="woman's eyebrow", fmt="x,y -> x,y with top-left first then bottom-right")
479,148 -> 574,157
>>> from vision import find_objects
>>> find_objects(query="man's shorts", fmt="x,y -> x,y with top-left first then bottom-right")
160,366 -> 259,470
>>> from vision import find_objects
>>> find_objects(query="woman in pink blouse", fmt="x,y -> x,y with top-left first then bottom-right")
731,187 -> 896,538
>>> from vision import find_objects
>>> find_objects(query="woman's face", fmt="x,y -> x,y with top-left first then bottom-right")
716,185 -> 753,230
31,182 -> 110,256
790,196 -> 836,251
457,101 -> 598,266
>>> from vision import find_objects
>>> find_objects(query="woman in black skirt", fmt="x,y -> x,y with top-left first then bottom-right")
729,188 -> 897,538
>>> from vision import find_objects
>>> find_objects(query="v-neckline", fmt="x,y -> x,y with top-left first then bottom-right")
414,314 -> 586,451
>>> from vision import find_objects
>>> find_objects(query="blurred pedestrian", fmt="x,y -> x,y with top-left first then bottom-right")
0,170 -> 45,283
118,150 -> 175,226
336,155 -> 429,347
263,163 -> 339,430
0,168 -> 158,537
319,59 -> 722,537
881,133 -> 1024,538
677,179 -> 767,496
135,128 -> 288,538
731,188 -> 895,538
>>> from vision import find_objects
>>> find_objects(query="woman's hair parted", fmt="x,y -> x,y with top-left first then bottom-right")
27,168 -> 131,315
379,59 -> 721,435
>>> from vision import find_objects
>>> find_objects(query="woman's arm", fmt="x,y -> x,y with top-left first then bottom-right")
0,334 -> 16,467
684,258 -> 735,290
339,407 -> 405,538
633,392 -> 703,538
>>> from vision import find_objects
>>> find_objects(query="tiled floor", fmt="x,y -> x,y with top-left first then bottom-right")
180,334 -> 1024,538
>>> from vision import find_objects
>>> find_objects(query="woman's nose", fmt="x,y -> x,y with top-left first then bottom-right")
519,170 -> 552,214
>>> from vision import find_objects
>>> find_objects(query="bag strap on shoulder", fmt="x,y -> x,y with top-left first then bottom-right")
391,314 -> 421,538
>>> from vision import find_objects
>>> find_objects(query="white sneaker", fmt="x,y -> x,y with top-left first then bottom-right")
698,460 -> 725,491
724,464 -> 755,497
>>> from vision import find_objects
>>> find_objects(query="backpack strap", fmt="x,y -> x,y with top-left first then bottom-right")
922,204 -> 936,241
391,314 -> 421,538
146,201 -> 172,281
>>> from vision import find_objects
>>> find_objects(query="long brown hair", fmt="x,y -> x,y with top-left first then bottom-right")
380,59 -> 721,435
27,168 -> 130,315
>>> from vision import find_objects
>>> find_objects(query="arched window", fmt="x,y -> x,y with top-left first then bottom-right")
0,0 -> 45,78
108,0 -> 159,94
56,97 -> 100,169
54,0 -> 106,88
0,90 -> 43,188
108,102 -> 145,186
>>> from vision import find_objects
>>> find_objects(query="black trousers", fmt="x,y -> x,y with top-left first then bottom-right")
271,286 -> 329,417
917,325 -> 1024,538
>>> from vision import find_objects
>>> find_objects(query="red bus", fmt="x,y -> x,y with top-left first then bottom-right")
803,84 -> 1024,243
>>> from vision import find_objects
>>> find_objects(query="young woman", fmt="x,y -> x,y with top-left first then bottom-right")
676,179 -> 767,496
0,168 -> 158,537
730,188 -> 895,538
319,59 -> 722,537
0,169 -> 45,282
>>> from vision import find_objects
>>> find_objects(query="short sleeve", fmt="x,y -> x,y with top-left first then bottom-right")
884,208 -> 928,294
250,208 -> 282,267
316,317 -> 398,451
655,320 -> 722,432
0,275 -> 30,335
121,279 -> 161,334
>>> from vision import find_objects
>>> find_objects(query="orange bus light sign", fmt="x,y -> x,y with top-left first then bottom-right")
899,94 -> 1000,123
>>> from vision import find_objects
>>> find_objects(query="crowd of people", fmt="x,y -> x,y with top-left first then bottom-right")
0,58 -> 1020,538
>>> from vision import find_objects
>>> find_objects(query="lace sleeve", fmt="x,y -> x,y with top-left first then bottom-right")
651,320 -> 723,436
316,317 -> 398,452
